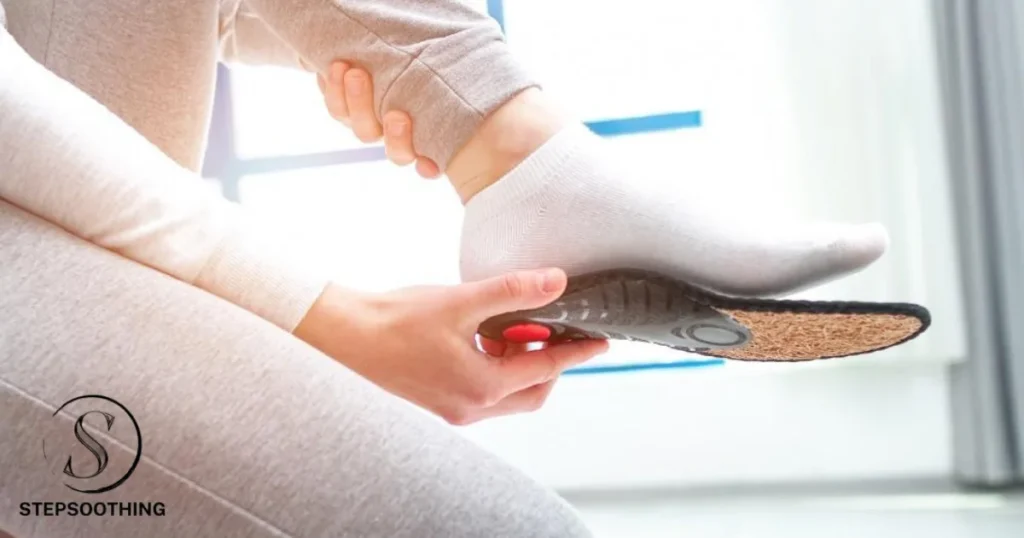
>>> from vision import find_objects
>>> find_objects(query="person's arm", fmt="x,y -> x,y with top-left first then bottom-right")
219,1 -> 307,70
218,0 -> 535,172
0,29 -> 327,332
1,30 -> 611,426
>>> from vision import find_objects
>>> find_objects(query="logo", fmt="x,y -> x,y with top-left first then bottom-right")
41,395 -> 142,494
18,394 -> 165,519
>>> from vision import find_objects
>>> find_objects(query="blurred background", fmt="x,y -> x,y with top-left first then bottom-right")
201,0 -> 1024,536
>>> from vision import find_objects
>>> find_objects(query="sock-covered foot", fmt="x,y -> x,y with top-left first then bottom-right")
460,124 -> 888,297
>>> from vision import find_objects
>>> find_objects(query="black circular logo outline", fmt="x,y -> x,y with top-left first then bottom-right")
43,394 -> 143,494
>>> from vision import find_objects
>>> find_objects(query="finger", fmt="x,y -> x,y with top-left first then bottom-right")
503,342 -> 532,357
344,68 -> 383,143
456,380 -> 558,424
478,335 -> 533,357
496,339 -> 608,395
415,157 -> 442,179
324,62 -> 351,124
457,268 -> 567,323
382,111 -> 416,166
317,73 -> 327,94
490,380 -> 558,416
479,335 -> 506,357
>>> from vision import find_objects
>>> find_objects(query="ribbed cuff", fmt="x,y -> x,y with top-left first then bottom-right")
383,27 -> 539,171
463,123 -> 595,218
193,215 -> 331,333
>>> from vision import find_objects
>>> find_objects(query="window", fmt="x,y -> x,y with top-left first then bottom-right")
204,0 -> 719,374
206,0 -> 965,490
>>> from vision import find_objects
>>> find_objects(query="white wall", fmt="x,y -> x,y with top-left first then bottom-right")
460,361 -> 953,491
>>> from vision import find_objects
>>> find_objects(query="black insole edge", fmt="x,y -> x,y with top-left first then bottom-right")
480,268 -> 933,362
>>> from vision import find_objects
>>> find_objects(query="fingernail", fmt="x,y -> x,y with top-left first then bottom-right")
331,64 -> 345,85
540,268 -> 564,294
349,73 -> 366,96
387,120 -> 406,136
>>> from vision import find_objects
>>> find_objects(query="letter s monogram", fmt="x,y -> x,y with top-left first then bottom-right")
64,411 -> 115,479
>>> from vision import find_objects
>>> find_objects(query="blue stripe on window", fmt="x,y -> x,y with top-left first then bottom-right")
486,0 -> 505,33
586,111 -> 702,136
565,358 -> 725,376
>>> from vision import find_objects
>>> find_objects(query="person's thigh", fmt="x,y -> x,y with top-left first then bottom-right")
0,201 -> 591,538
0,0 -> 219,170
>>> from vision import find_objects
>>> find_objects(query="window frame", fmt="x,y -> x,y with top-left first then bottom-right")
200,0 -> 719,375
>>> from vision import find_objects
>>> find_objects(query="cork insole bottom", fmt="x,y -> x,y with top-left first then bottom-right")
478,269 -> 931,362
702,308 -> 927,361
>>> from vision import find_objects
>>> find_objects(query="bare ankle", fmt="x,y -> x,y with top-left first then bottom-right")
447,88 -> 570,204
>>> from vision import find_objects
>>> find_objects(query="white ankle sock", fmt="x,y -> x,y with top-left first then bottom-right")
460,124 -> 888,297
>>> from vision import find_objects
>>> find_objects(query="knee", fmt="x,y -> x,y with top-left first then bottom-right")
500,494 -> 593,538
442,479 -> 592,537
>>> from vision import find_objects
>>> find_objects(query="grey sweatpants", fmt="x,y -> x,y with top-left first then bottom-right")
0,0 -> 587,536
0,202 -> 591,538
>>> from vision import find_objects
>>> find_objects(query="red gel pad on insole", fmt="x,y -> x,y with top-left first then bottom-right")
501,323 -> 552,343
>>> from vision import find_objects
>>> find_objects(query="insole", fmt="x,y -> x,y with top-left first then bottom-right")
477,269 -> 930,362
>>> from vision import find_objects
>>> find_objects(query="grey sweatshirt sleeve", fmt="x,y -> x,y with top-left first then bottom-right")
218,0 -> 537,171
220,1 -> 307,70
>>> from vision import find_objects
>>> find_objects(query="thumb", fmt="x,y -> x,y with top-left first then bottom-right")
458,268 -> 567,322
